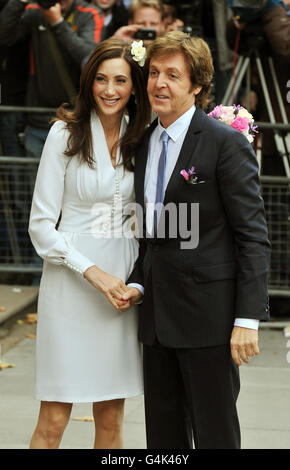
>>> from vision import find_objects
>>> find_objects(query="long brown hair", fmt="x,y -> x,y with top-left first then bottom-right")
55,39 -> 151,170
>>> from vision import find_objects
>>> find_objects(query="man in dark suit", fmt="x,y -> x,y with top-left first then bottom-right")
121,30 -> 270,449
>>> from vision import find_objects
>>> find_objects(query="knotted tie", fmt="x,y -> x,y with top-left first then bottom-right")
154,130 -> 170,236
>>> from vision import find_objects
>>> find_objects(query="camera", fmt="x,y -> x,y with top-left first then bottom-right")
227,0 -> 271,23
36,0 -> 58,9
133,29 -> 157,41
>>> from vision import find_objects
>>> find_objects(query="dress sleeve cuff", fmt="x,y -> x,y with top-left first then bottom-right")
63,248 -> 95,276
234,318 -> 260,330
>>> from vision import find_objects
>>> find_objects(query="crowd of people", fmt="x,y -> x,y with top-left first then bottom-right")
0,0 -> 289,159
0,0 -> 185,159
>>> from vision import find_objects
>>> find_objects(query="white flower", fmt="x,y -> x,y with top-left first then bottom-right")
237,107 -> 253,121
131,40 -> 146,67
219,106 -> 235,125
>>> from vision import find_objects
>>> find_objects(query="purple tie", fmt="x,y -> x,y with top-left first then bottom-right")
154,130 -> 170,236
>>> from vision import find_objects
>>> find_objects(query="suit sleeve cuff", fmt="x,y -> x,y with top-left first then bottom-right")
234,318 -> 260,330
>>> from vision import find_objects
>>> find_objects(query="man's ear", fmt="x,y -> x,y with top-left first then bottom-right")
193,85 -> 202,96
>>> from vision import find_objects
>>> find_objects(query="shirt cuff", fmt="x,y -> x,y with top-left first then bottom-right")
127,283 -> 144,304
234,318 -> 260,330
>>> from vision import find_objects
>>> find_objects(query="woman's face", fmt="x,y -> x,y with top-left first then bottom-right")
92,57 -> 134,120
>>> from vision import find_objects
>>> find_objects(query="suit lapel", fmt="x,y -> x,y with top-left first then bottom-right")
135,118 -> 158,208
163,108 -> 207,205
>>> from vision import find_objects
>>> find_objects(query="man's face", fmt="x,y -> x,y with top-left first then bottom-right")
147,52 -> 201,128
95,0 -> 116,13
130,7 -> 164,45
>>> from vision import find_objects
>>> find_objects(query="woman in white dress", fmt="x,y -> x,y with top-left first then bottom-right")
28,38 -> 151,449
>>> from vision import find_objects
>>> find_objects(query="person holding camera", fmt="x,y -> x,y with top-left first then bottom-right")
112,0 -> 183,45
0,0 -> 104,158
112,0 -> 165,45
227,0 -> 290,63
226,0 -> 290,176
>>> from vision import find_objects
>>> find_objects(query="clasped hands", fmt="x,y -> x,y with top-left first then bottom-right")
84,266 -> 141,312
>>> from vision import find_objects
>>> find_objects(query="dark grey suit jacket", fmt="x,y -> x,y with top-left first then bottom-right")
128,108 -> 271,348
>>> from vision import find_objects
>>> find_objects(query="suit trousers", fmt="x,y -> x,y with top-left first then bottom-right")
143,340 -> 241,449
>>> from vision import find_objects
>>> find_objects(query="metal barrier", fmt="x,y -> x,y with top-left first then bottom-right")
260,176 -> 290,297
0,156 -> 42,273
0,105 -> 56,277
0,106 -> 289,296
1,160 -> 290,296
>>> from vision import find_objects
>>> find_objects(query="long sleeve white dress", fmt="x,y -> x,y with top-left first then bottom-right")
28,112 -> 143,403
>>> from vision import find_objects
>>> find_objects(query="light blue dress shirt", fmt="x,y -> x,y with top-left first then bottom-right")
130,104 -> 259,330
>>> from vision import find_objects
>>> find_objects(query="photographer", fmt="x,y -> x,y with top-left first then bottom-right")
227,0 -> 290,63
112,0 -> 164,44
112,0 -> 183,45
0,0 -> 28,158
226,0 -> 290,162
0,0 -> 103,158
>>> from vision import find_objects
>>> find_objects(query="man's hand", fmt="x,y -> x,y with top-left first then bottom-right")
40,4 -> 63,26
112,24 -> 141,42
230,326 -> 259,366
116,287 -> 142,313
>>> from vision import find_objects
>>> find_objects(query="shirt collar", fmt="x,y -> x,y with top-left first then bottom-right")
157,104 -> 196,143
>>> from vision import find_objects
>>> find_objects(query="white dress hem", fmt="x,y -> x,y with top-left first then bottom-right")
35,389 -> 144,404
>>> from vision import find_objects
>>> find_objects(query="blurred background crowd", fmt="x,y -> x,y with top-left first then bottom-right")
0,0 -> 289,160
0,0 -> 289,315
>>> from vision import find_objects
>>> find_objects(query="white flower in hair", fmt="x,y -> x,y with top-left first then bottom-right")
131,40 -> 146,67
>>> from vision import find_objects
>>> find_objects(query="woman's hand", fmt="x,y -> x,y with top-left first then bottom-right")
84,266 -> 129,310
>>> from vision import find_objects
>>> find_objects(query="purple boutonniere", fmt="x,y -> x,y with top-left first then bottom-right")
180,166 -> 204,185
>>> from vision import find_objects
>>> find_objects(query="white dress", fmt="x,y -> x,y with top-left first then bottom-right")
28,113 -> 143,403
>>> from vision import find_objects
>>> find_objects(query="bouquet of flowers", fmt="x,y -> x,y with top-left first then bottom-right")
208,104 -> 258,143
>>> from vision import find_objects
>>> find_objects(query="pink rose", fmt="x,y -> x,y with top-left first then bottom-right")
208,104 -> 223,119
231,116 -> 249,133
180,170 -> 189,180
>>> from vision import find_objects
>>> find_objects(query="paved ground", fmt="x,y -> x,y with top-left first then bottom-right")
0,285 -> 290,449
1,323 -> 290,449
0,284 -> 38,326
